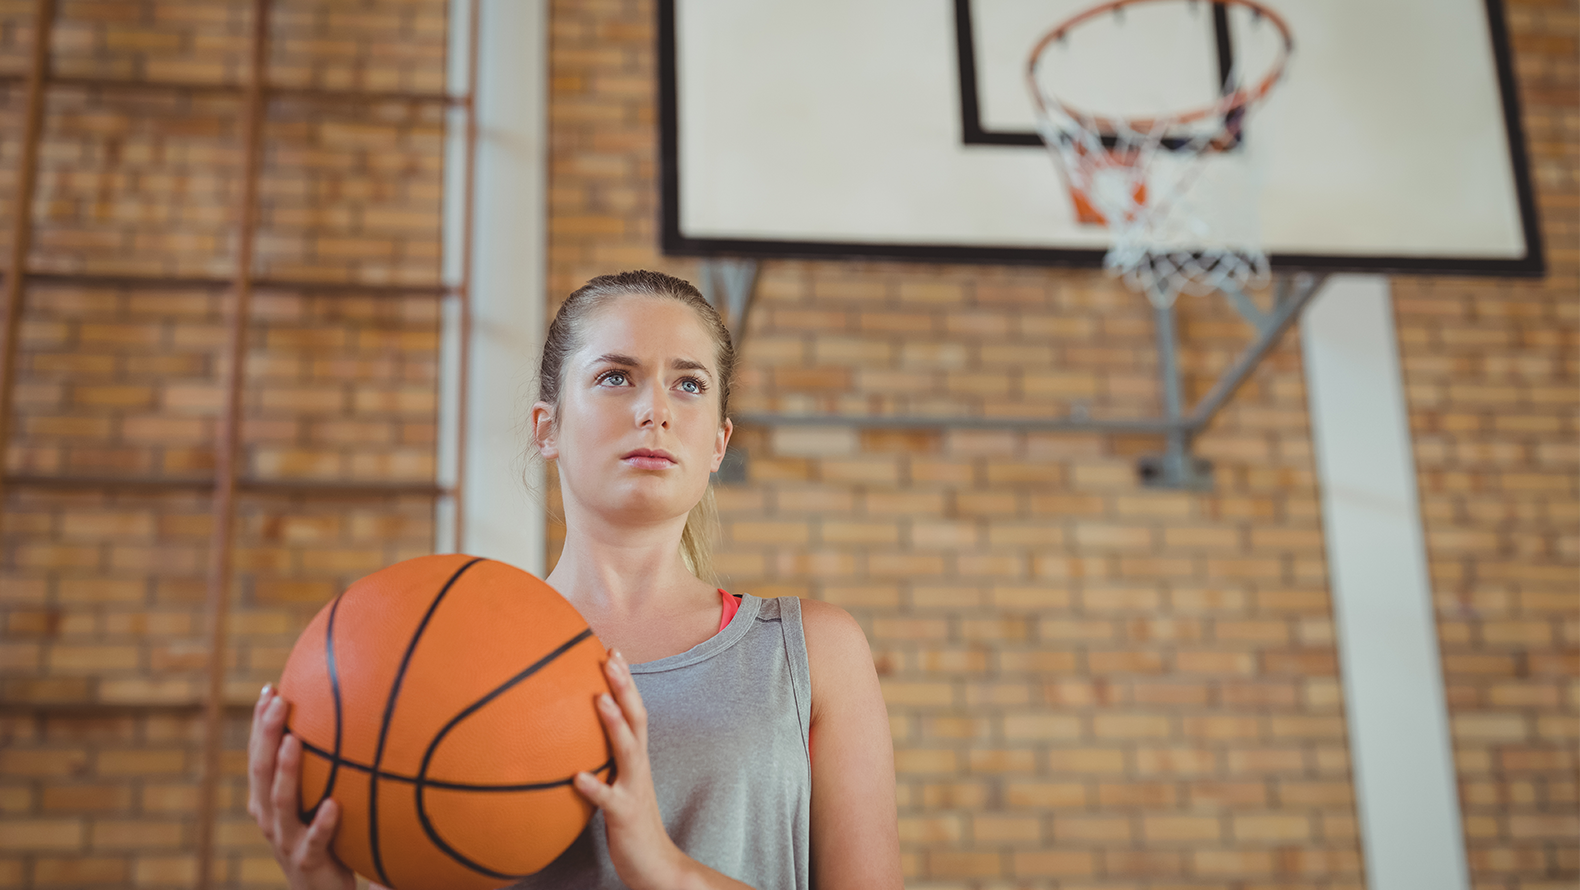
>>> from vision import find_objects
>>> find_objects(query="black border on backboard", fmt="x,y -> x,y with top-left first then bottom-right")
957,0 -> 1238,147
954,0 -> 1041,147
657,0 -> 1545,277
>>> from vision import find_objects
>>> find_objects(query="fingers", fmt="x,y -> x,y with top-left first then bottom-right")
574,769 -> 613,807
248,687 -> 288,835
580,651 -> 687,885
605,651 -> 648,740
271,727 -> 306,849
577,650 -> 647,808
300,797 -> 341,867
251,682 -> 272,726
600,651 -> 647,757
247,686 -> 269,823
596,692 -> 639,764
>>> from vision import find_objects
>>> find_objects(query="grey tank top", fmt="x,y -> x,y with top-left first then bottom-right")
510,594 -> 813,890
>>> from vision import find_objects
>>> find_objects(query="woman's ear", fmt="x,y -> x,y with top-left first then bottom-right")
531,402 -> 559,460
711,418 -> 734,472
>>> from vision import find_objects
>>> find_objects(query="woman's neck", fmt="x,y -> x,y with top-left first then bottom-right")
547,520 -> 722,663
545,513 -> 710,619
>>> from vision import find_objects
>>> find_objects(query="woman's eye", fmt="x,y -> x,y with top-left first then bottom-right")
678,378 -> 703,394
599,371 -> 627,386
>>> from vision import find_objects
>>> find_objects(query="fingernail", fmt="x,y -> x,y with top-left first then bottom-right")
259,684 -> 272,700
267,697 -> 285,716
599,693 -> 615,711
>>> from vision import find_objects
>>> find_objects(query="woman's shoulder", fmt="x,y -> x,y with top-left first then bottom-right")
794,598 -> 876,714
797,597 -> 864,649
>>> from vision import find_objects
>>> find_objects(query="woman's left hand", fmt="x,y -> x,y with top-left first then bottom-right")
575,650 -> 751,890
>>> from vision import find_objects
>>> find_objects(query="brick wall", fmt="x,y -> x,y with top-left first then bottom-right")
1392,1 -> 1580,878
0,1 -> 449,886
0,0 -> 1573,889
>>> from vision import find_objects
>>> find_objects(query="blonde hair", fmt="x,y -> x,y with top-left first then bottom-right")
535,271 -> 736,583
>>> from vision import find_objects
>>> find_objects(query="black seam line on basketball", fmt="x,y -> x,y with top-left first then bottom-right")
295,736 -> 614,790
298,593 -> 345,825
367,555 -> 485,889
413,627 -> 598,880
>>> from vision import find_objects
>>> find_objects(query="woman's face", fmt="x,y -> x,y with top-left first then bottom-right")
535,295 -> 732,530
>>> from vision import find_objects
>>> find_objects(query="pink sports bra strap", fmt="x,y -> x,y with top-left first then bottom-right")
718,589 -> 741,633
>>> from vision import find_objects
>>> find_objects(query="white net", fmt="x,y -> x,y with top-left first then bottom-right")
1027,0 -> 1292,307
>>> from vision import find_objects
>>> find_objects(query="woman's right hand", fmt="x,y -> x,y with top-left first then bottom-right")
248,685 -> 355,890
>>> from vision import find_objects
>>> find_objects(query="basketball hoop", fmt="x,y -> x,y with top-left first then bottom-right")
1027,0 -> 1294,307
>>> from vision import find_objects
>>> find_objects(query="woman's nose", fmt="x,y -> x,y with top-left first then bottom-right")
637,380 -> 671,428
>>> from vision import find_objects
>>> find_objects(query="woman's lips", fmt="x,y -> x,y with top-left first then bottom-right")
624,455 -> 675,470
622,449 -> 676,470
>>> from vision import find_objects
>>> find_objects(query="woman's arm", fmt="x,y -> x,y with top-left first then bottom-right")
801,599 -> 904,890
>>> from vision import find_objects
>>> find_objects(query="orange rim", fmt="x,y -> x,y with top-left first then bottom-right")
1026,0 -> 1294,137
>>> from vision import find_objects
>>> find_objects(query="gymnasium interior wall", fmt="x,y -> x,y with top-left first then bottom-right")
0,2 -> 451,886
0,0 -> 1573,888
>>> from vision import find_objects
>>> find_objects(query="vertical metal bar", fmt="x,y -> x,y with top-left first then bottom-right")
1153,297 -> 1188,484
452,0 -> 479,554
0,0 -> 55,518
195,0 -> 269,885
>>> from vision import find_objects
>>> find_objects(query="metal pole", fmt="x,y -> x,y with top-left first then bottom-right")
195,0 -> 269,884
731,411 -> 1179,436
1152,295 -> 1191,485
452,0 -> 479,554
0,0 -> 55,520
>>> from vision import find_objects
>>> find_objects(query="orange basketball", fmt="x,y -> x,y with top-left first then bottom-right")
278,554 -> 612,890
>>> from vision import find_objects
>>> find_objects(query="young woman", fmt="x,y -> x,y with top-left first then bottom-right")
247,271 -> 903,890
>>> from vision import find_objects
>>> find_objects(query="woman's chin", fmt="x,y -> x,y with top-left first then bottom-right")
597,488 -> 697,526
560,469 -> 708,527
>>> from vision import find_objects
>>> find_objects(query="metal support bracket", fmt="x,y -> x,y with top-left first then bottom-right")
1220,279 -> 1271,334
698,258 -> 760,347
725,269 -> 1328,492
1140,272 -> 1328,488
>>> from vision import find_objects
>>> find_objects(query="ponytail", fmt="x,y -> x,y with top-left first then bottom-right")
679,486 -> 719,584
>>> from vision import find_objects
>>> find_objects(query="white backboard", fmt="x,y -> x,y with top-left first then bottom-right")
658,0 -> 1542,276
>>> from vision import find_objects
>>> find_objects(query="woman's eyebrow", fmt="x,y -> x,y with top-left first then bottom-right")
588,354 -> 711,377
